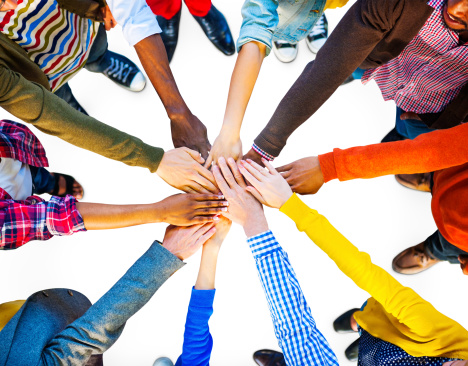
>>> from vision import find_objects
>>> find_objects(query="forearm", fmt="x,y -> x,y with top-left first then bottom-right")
247,231 -> 338,365
0,67 -> 164,172
221,42 -> 266,136
195,245 -> 220,290
318,122 -> 468,182
134,34 -> 191,121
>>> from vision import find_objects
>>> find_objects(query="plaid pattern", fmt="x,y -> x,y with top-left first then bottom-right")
247,230 -> 339,366
362,0 -> 468,114
0,120 -> 48,168
0,193 -> 86,250
252,143 -> 274,161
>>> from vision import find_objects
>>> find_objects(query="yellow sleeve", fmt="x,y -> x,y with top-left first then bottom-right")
279,194 -> 439,337
324,0 -> 350,10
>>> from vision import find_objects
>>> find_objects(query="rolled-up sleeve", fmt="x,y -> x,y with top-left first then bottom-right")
237,0 -> 279,56
107,0 -> 162,46
46,195 -> 86,236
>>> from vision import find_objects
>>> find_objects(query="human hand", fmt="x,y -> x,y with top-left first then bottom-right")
459,255 -> 468,275
204,130 -> 242,168
162,223 -> 216,260
277,156 -> 325,195
212,157 -> 268,236
0,0 -> 18,12
155,193 -> 228,226
400,112 -> 422,121
238,158 -> 292,209
204,216 -> 232,250
157,147 -> 218,193
171,113 -> 211,160
100,5 -> 117,30
243,148 -> 264,166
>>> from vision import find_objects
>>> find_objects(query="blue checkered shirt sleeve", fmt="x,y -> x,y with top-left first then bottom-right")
247,230 -> 339,366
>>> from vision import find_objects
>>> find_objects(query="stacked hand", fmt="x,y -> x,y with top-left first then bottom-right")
171,113 -> 211,161
277,156 -> 324,195
204,131 -> 242,168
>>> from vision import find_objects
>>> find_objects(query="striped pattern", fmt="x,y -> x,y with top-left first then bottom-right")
362,0 -> 468,114
0,0 -> 99,92
248,230 -> 339,366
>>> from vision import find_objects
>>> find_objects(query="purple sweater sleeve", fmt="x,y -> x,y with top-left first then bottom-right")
175,288 -> 216,366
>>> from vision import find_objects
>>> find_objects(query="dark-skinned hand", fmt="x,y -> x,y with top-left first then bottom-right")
171,114 -> 211,161
277,156 -> 325,195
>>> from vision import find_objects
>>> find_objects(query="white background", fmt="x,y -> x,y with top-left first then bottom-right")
0,1 -> 467,365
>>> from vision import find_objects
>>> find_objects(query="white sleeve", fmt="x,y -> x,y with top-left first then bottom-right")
107,0 -> 162,46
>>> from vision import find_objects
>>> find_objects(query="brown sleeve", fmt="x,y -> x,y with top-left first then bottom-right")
0,66 -> 164,172
253,0 -> 405,157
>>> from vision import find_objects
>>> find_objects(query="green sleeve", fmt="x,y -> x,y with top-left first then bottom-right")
0,66 -> 164,172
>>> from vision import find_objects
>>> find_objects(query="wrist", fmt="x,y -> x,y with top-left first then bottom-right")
243,214 -> 269,237
220,123 -> 240,140
151,202 -> 165,224
167,106 -> 192,123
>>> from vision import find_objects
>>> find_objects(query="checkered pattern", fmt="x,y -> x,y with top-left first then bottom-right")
362,0 -> 468,114
0,120 -> 49,167
247,230 -> 339,366
252,143 -> 275,161
0,193 -> 86,250
0,120 -> 85,250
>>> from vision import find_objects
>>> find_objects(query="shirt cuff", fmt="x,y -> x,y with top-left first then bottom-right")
46,195 -> 86,236
252,143 -> 275,161
318,152 -> 338,182
247,230 -> 281,259
190,287 -> 216,308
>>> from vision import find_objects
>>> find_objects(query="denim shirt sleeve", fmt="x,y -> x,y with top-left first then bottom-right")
237,0 -> 279,56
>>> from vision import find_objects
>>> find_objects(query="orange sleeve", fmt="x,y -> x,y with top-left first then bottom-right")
318,123 -> 468,182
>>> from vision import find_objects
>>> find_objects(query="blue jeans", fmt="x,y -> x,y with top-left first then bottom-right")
30,166 -> 55,195
425,231 -> 468,264
394,107 -> 434,140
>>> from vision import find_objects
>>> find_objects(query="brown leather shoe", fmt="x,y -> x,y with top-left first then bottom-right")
253,349 -> 286,366
395,173 -> 431,192
392,242 -> 441,274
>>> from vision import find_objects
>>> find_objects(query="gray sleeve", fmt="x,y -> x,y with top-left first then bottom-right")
40,242 -> 184,365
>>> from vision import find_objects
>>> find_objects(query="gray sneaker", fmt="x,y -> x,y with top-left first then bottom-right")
272,40 -> 298,63
153,357 -> 174,366
306,14 -> 328,54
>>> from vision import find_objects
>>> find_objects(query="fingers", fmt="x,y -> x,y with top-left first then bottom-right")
191,172 -> 218,193
194,223 -> 217,242
199,142 -> 211,162
246,186 -> 266,205
185,147 -> 205,165
212,165 -> 231,195
204,152 -> 214,169
261,158 -> 279,175
238,162 -> 262,188
246,159 -> 268,176
183,186 -> 199,194
217,157 -> 238,189
195,200 -> 229,209
276,163 -> 293,173
194,193 -> 225,201
195,206 -> 228,216
239,160 -> 265,182
227,157 -> 246,188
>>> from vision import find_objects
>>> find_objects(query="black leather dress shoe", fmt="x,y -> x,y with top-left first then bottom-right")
345,338 -> 360,362
193,5 -> 235,55
333,308 -> 360,334
253,349 -> 286,366
157,9 -> 181,63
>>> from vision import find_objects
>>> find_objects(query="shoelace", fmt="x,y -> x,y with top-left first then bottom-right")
310,15 -> 326,36
274,40 -> 297,49
103,57 -> 134,84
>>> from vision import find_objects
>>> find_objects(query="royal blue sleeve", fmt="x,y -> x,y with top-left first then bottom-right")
175,287 -> 216,366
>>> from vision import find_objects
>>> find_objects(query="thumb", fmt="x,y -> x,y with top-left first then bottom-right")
204,152 -> 213,169
400,112 -> 421,121
185,148 -> 205,164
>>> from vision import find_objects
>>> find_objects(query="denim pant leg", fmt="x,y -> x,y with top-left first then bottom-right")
84,23 -> 109,73
425,231 -> 468,264
30,166 -> 55,195
394,107 -> 434,140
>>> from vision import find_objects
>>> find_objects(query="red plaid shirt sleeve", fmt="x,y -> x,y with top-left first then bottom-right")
0,195 -> 86,250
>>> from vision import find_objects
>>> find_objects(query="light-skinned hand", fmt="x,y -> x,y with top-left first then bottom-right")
100,5 -> 117,30
162,223 -> 216,260
204,130 -> 242,168
212,157 -> 268,236
155,193 -> 228,226
277,156 -> 325,195
157,147 -> 219,194
204,216 -> 232,250
238,158 -> 293,209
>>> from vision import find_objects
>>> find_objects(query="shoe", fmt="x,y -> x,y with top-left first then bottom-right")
253,349 -> 286,366
333,308 -> 360,333
100,50 -> 146,92
272,41 -> 298,63
395,173 -> 432,192
392,242 -> 441,275
157,9 -> 181,63
345,338 -> 360,362
153,357 -> 174,366
381,127 -> 405,143
193,5 -> 235,55
55,83 -> 89,116
306,14 -> 328,54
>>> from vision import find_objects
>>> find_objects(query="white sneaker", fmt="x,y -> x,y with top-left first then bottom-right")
272,41 -> 298,63
306,14 -> 328,54
153,357 -> 174,366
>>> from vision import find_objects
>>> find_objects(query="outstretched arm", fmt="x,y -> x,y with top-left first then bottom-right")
176,218 -> 231,366
205,42 -> 266,167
